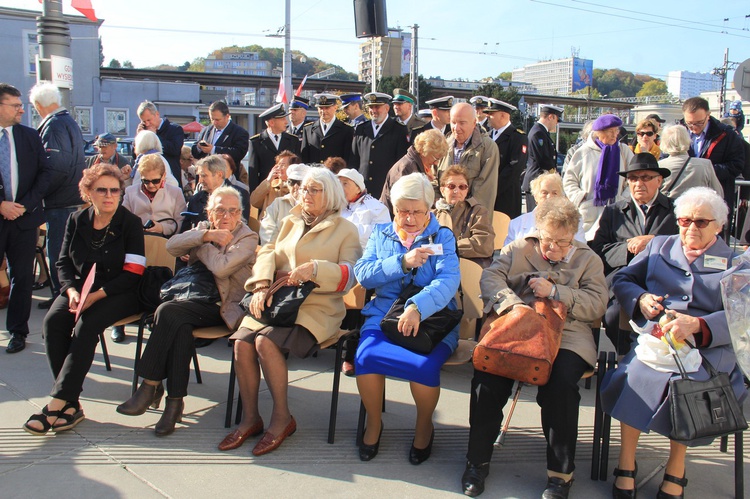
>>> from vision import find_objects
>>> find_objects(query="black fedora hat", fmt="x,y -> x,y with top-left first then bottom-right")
618,152 -> 671,178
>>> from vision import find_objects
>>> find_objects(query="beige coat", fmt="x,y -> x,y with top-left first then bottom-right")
167,222 -> 258,330
480,233 -> 608,366
122,183 -> 187,236
241,205 -> 363,343
434,197 -> 495,259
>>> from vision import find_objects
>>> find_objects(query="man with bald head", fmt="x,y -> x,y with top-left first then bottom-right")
437,103 -> 499,220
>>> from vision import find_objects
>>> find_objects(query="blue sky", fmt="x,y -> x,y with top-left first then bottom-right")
5,0 -> 750,81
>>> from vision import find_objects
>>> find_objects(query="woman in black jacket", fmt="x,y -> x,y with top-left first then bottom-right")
23,164 -> 145,435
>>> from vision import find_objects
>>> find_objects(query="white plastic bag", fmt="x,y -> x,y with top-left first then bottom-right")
720,253 -> 750,378
630,320 -> 702,373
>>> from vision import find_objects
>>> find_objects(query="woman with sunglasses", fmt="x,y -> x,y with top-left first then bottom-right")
601,186 -> 747,499
433,165 -> 494,267
122,154 -> 186,237
631,118 -> 662,160
24,164 -> 146,436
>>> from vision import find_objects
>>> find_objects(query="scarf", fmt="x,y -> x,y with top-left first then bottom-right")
593,138 -> 621,207
435,198 -> 453,212
683,236 -> 717,265
300,208 -> 335,231
394,217 -> 430,250
141,184 -> 158,201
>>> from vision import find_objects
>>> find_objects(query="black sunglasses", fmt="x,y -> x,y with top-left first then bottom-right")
141,178 -> 162,186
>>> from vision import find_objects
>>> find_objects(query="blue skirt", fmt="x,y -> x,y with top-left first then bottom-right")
354,328 -> 454,387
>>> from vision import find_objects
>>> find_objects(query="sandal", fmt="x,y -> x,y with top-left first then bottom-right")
23,406 -> 60,436
51,401 -> 85,432
656,472 -> 687,499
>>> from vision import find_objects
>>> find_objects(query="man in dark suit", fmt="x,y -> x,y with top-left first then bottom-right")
413,95 -> 453,140
287,96 -> 310,138
248,103 -> 300,193
590,153 -> 678,355
349,92 -> 409,199
485,98 -> 527,219
300,93 -> 353,164
137,101 -> 184,187
0,83 -> 52,353
523,104 -> 563,212
192,101 -> 249,169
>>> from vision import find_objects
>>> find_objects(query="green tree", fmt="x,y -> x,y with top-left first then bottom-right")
377,75 -> 433,105
188,57 -> 206,72
636,79 -> 668,97
496,71 -> 512,81
98,37 -> 104,67
122,60 -> 134,69
177,61 -> 190,72
473,84 -> 523,128
107,58 -> 121,68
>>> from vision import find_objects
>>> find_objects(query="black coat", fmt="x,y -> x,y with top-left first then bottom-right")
300,119 -> 353,164
181,179 -> 250,233
248,130 -> 300,192
493,126 -> 528,218
412,121 -> 451,140
156,119 -> 184,187
192,120 -> 250,168
522,122 -> 556,191
0,124 -> 52,230
349,118 -> 410,199
37,109 -> 85,209
589,193 -> 678,280
56,205 -> 145,297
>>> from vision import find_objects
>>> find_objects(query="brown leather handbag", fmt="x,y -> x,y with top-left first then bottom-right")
472,295 -> 567,385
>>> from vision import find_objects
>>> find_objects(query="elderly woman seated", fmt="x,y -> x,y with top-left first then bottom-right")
657,125 -> 723,200
337,168 -> 391,250
505,172 -> 585,246
462,197 -> 607,498
250,151 -> 300,219
117,186 -> 257,436
381,128 -> 449,213
601,187 -> 747,499
122,153 -> 186,237
222,168 -> 361,456
259,163 -> 310,245
433,165 -> 494,267
354,172 -> 461,464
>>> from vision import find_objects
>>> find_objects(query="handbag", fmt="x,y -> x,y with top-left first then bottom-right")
666,335 -> 748,442
472,284 -> 567,385
137,266 -> 174,312
159,261 -> 220,303
240,271 -> 318,327
380,276 -> 463,355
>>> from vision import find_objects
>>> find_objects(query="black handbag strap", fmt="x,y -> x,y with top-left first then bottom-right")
664,157 -> 691,195
666,334 -> 717,380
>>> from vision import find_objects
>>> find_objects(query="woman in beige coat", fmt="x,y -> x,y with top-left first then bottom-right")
462,197 -> 607,498
220,168 -> 362,456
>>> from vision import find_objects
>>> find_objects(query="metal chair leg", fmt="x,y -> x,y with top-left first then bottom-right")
591,350 -> 607,480
735,431 -> 744,499
225,350 -> 236,428
356,400 -> 366,447
192,347 -> 202,384
98,332 -> 112,371
328,333 -> 348,444
132,313 -> 151,394
599,351 -> 616,480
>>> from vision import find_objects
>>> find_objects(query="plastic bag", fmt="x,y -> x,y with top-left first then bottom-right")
720,252 -> 750,378
630,320 -> 702,373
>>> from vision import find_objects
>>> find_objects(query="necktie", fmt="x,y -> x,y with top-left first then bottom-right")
0,129 -> 11,201
274,134 -> 279,143
374,124 -> 380,135
640,204 -> 648,214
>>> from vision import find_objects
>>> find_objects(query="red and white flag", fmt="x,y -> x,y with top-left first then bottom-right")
38,0 -> 98,22
295,74 -> 308,97
275,75 -> 288,104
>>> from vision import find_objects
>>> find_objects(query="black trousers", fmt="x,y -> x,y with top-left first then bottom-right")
137,300 -> 223,398
466,349 -> 589,474
0,221 -> 37,337
604,296 -> 635,356
43,291 -> 140,401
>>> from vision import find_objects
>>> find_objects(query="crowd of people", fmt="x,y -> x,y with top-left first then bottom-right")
1,79 -> 749,498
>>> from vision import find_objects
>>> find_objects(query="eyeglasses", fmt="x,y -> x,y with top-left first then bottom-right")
213,207 -> 240,218
636,131 -> 655,137
301,186 -> 322,196
443,183 -> 469,191
626,174 -> 659,183
0,102 -> 23,110
677,218 -> 715,228
286,179 -> 301,187
685,118 -> 707,129
93,187 -> 121,196
141,178 -> 162,186
539,232 -> 573,248
394,208 -> 428,218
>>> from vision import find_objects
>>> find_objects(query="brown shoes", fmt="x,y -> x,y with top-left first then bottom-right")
218,419 -> 264,451
252,416 -> 297,456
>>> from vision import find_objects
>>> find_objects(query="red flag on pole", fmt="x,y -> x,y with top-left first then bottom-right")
295,74 -> 308,97
71,0 -> 98,22
275,75 -> 288,104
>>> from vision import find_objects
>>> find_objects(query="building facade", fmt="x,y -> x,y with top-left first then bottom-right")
204,51 -> 276,106
666,70 -> 721,101
358,28 -> 411,82
511,57 -> 593,96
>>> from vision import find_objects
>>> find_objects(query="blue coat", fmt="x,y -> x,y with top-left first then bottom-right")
354,214 -> 461,351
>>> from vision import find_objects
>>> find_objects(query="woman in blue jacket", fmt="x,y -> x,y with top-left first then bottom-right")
354,172 -> 461,465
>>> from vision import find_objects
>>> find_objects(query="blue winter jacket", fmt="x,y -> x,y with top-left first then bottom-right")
354,214 -> 461,351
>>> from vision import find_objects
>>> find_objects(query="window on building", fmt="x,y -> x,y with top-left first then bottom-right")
74,107 -> 92,135
105,108 -> 129,136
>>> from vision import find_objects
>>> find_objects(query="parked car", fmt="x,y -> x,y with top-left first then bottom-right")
84,137 -> 134,159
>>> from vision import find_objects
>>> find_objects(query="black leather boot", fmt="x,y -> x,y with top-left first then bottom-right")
155,397 -> 184,436
116,382 -> 164,416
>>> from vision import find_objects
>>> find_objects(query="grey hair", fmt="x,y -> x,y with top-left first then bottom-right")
136,100 -> 158,117
530,172 -> 564,202
207,185 -> 241,212
195,154 -> 229,176
391,172 -> 435,210
134,130 -> 163,155
535,197 -> 580,235
673,187 -> 728,228
580,120 -> 594,141
28,81 -> 61,107
303,167 -> 347,212
660,125 -> 691,155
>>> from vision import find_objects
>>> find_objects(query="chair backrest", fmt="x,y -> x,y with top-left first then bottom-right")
343,283 -> 367,310
246,217 -> 260,235
144,234 -> 175,273
492,211 -> 511,250
459,258 -> 484,339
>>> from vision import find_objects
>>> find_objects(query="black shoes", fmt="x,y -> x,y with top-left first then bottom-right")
37,298 -> 54,310
358,423 -> 383,461
6,334 -> 26,354
542,476 -> 573,499
194,338 -> 215,348
656,473 -> 687,499
32,280 -> 49,291
111,326 -> 125,343
612,463 -> 637,499
155,397 -> 184,436
409,429 -> 434,465
461,461 -> 489,497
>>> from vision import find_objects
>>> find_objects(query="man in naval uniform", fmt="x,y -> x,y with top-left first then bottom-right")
300,93 -> 353,164
485,97 -> 527,219
249,103 -> 300,192
522,104 -> 563,212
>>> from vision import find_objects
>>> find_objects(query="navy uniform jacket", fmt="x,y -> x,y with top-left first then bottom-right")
589,193 -> 678,281
349,114 -> 368,128
412,121 -> 451,140
156,119 -> 184,187
300,119 -> 353,164
493,126 -> 528,218
0,124 -> 52,230
349,118 -> 409,199
522,122 -> 556,192
192,120 -> 250,168
248,130 -> 300,193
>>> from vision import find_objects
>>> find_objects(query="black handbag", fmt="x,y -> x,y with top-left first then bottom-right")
240,272 -> 318,327
380,276 -> 463,355
138,266 -> 174,312
159,261 -> 220,303
666,336 -> 748,442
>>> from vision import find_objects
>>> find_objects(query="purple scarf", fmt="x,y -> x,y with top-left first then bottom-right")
593,138 -> 620,207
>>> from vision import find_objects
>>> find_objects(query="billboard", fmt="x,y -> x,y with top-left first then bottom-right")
572,58 -> 593,92
400,32 -> 411,76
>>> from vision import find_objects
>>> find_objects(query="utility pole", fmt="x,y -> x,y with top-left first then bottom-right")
409,24 -> 419,107
712,48 -> 739,116
371,37 -> 377,93
37,0 -> 73,109
283,0 -> 292,106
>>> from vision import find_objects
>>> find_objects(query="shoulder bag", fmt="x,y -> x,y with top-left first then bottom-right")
159,261 -> 220,303
240,271 -> 318,327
